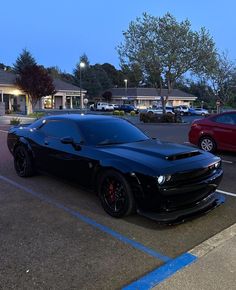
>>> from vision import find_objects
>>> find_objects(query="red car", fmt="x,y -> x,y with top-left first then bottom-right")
189,111 -> 236,152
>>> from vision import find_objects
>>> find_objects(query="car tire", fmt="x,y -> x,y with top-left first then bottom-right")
14,145 -> 35,177
98,170 -> 135,218
199,136 -> 216,153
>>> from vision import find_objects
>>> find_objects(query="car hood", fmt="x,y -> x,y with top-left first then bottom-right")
98,139 -> 219,175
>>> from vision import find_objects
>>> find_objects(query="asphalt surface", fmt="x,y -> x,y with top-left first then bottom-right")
0,120 -> 236,289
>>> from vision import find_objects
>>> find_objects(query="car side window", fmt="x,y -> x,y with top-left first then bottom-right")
214,114 -> 236,125
40,120 -> 81,141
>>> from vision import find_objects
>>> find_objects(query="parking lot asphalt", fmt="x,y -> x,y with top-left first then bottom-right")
0,121 -> 236,289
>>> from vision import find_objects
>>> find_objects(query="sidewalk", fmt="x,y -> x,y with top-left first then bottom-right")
0,115 -> 35,125
155,223 -> 236,290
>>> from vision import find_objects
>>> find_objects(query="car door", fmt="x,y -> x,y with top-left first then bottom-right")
35,119 -> 94,186
212,113 -> 236,150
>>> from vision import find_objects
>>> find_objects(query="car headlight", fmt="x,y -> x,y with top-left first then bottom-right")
157,175 -> 165,184
157,175 -> 171,185
214,161 -> 221,169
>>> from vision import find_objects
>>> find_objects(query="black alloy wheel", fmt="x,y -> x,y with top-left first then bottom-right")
14,145 -> 34,177
98,170 -> 135,218
199,136 -> 216,153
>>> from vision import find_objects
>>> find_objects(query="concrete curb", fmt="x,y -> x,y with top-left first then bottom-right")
189,222 -> 236,258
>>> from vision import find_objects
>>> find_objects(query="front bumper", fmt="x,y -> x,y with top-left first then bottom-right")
137,192 -> 224,224
135,168 -> 224,224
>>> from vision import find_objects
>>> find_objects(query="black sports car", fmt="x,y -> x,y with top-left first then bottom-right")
7,114 -> 224,223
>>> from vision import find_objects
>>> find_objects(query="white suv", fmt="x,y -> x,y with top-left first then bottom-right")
90,102 -> 114,111
174,105 -> 189,116
147,106 -> 175,115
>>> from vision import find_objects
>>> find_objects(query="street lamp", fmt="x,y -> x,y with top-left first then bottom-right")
79,62 -> 85,110
124,79 -> 128,103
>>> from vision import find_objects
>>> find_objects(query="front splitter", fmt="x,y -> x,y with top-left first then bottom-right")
137,192 -> 225,225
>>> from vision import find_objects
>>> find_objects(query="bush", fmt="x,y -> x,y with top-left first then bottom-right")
113,110 -> 120,116
119,110 -> 125,116
28,112 -> 46,118
10,117 -> 21,125
140,112 -> 181,123
130,110 -> 136,116
160,114 -> 175,123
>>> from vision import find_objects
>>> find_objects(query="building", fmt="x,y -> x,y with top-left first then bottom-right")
0,69 -> 86,114
109,88 -> 197,109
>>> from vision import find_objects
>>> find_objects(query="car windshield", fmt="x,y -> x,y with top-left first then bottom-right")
78,118 -> 149,145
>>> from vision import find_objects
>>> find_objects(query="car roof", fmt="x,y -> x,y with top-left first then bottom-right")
42,114 -> 119,123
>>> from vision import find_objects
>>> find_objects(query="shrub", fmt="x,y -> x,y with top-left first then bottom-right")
10,117 -> 21,125
130,110 -> 136,116
28,112 -> 46,118
113,110 -> 120,116
160,114 -> 175,123
140,112 -> 180,123
119,110 -> 125,116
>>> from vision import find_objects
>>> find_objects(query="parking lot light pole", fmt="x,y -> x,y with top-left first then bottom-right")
79,62 -> 85,110
124,79 -> 128,104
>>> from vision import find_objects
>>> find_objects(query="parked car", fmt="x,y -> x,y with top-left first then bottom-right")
111,104 -> 120,110
90,102 -> 114,111
118,104 -> 139,113
189,107 -> 209,116
8,114 -> 223,223
147,106 -> 175,115
189,111 -> 236,152
174,105 -> 189,116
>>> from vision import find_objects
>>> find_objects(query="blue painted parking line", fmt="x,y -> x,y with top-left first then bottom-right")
0,175 -> 171,262
123,253 -> 197,290
2,174 -> 224,289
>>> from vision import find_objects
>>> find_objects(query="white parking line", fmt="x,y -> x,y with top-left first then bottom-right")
0,130 -> 8,133
222,160 -> 233,164
216,189 -> 236,197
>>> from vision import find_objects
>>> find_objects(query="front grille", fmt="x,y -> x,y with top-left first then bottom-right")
171,165 -> 217,184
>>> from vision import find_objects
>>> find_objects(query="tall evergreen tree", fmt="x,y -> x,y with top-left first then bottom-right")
13,49 -> 37,74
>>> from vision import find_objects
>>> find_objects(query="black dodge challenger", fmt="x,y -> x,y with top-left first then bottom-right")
7,114 -> 224,223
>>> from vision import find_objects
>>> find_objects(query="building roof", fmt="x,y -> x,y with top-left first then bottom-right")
110,87 -> 196,99
0,69 -> 82,92
0,69 -> 16,85
52,78 -> 82,92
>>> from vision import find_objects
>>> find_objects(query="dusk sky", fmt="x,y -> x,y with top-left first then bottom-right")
1,0 -> 236,73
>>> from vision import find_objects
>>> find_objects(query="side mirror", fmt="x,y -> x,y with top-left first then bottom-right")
61,136 -> 82,151
60,136 -> 74,144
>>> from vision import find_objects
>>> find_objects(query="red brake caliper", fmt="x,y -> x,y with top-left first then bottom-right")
109,183 -> 115,202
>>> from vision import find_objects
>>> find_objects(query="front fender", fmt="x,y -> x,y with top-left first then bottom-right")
100,159 -> 133,174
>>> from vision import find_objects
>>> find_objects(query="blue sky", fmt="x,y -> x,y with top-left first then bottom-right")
1,0 -> 235,72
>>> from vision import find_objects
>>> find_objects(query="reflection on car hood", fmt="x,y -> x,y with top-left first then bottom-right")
98,139 -> 218,175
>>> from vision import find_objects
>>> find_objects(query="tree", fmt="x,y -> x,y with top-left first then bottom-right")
102,91 -> 112,102
118,13 -> 217,112
47,66 -> 76,84
13,49 -> 36,74
73,55 -> 112,98
208,52 -> 236,104
121,63 -> 143,87
16,65 -> 56,110
0,63 -> 12,71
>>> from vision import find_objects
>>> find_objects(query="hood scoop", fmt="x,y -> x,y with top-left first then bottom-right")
165,150 -> 201,161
